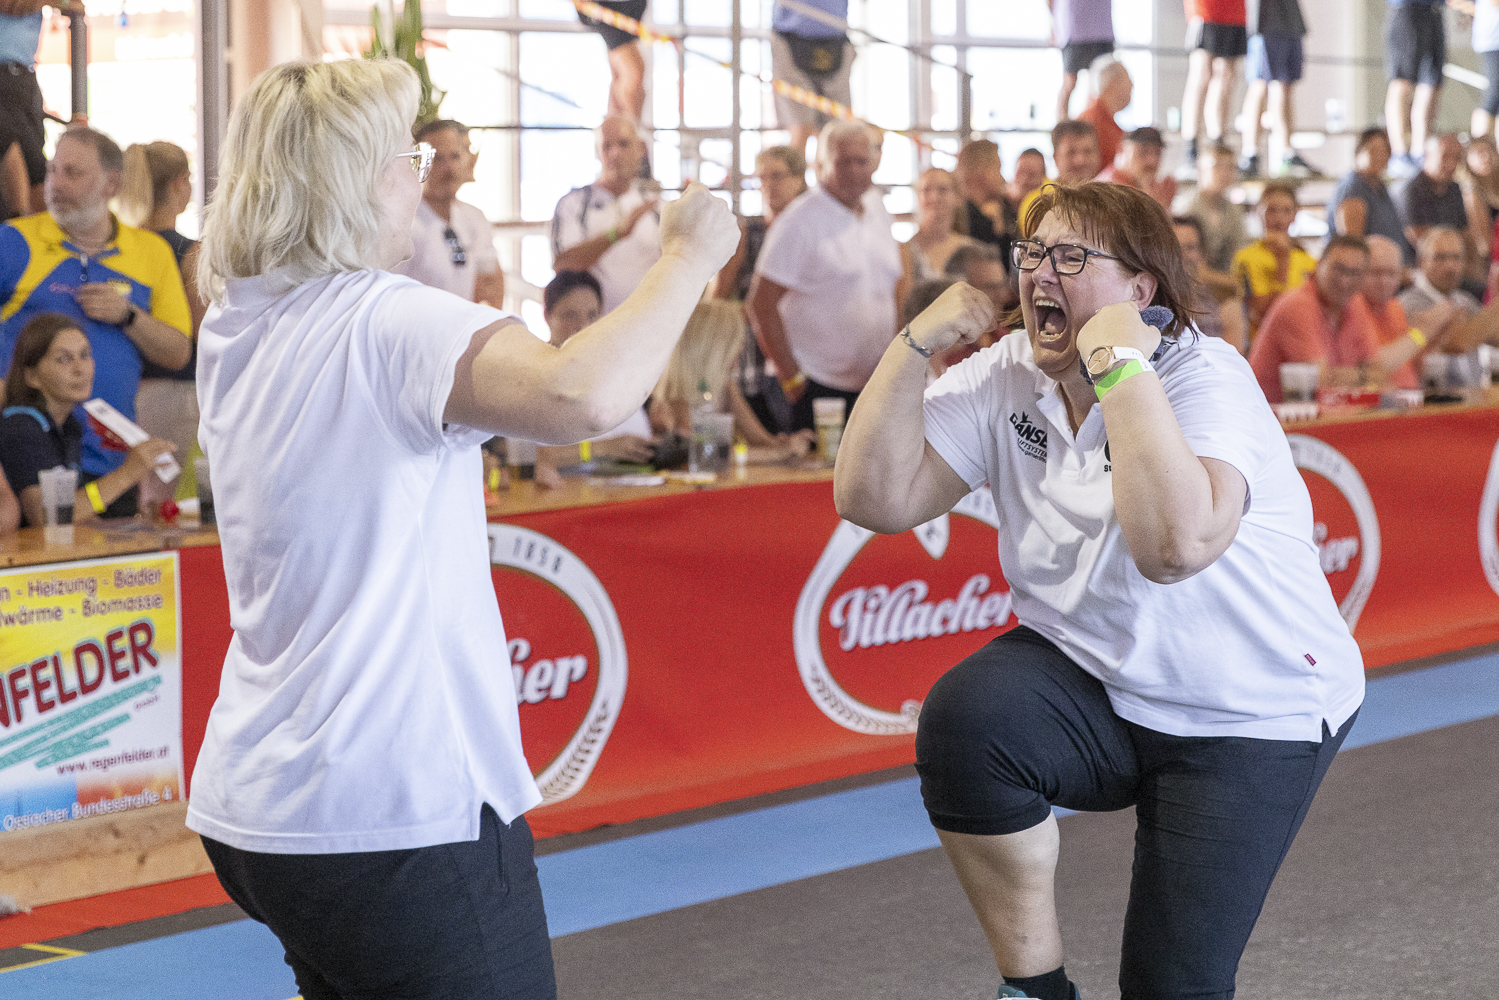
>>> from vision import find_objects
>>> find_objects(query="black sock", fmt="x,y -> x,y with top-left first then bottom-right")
1003,965 -> 1072,1000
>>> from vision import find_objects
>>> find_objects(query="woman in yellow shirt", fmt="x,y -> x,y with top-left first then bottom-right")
1232,181 -> 1316,341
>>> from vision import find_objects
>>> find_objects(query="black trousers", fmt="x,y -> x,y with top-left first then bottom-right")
789,377 -> 860,433
915,626 -> 1356,1000
202,805 -> 556,1000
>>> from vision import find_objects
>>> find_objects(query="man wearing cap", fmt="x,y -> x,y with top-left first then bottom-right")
1098,127 -> 1178,210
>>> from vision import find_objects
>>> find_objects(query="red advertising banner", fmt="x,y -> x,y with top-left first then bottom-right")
156,407 -> 1499,839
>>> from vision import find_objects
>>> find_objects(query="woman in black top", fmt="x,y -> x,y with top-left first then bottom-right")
0,313 -> 176,526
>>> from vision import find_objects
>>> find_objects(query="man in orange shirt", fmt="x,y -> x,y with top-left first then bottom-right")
1077,58 -> 1133,171
1251,234 -> 1453,401
1360,234 -> 1458,389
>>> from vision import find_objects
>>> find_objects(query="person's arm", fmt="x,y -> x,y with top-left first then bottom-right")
894,240 -> 916,323
1077,303 -> 1249,584
1,142 -> 28,218
744,274 -> 803,402
1444,297 -> 1499,350
1337,196 -> 1368,238
444,184 -> 739,441
73,438 -> 178,522
473,267 -> 505,308
537,435 -> 654,466
0,472 -> 19,535
179,244 -> 208,337
552,199 -> 658,274
72,284 -> 192,370
834,283 -> 994,534
710,222 -> 750,300
1218,297 -> 1247,353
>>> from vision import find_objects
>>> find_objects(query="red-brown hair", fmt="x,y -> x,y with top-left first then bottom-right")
1010,181 -> 1203,340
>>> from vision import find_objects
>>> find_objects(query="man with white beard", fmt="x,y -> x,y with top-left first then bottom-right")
0,127 -> 191,515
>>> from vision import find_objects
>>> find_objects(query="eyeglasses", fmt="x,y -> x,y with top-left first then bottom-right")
1011,240 -> 1121,276
443,226 -> 467,267
395,142 -> 435,183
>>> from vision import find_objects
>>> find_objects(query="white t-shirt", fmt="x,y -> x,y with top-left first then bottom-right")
393,199 -> 501,303
754,188 -> 902,392
550,180 -> 662,315
1477,0 -> 1499,53
923,331 -> 1364,742
186,270 -> 542,854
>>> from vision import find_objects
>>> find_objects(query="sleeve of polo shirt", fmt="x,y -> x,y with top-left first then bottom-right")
752,207 -> 812,291
550,188 -> 586,258
1345,298 -> 1382,364
0,225 -> 28,308
922,346 -> 1000,491
464,205 -> 500,274
364,278 -> 509,453
145,234 -> 192,336
1159,350 -> 1273,492
0,413 -> 60,496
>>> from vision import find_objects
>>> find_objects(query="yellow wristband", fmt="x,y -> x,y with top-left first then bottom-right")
1408,328 -> 1427,348
1093,359 -> 1149,400
85,480 -> 106,514
779,372 -> 805,393
579,440 -> 592,462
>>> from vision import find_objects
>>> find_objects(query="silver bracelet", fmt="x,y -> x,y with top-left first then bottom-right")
900,325 -> 933,359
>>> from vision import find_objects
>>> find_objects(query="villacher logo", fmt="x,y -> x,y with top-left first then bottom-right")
1009,410 -> 1047,463
488,524 -> 626,804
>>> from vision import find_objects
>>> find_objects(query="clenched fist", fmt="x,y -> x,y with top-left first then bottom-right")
905,282 -> 997,357
659,182 -> 741,275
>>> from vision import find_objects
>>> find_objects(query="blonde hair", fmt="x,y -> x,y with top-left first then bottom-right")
197,59 -> 420,302
117,141 -> 189,229
655,299 -> 745,406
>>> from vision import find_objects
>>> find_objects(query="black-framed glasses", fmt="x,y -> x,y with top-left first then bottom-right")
443,226 -> 467,267
1011,240 -> 1121,276
395,142 -> 435,183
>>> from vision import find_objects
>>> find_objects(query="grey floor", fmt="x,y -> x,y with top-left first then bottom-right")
551,714 -> 1499,999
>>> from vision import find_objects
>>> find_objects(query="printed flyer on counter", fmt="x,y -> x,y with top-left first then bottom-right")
0,553 -> 184,834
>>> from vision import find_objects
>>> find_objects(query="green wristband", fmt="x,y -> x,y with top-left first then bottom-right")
1093,359 -> 1148,400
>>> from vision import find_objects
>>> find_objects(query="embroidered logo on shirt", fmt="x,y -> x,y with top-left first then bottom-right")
1008,411 -> 1047,463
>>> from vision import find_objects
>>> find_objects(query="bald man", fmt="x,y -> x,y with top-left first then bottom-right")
1361,234 -> 1457,389
1076,58 -> 1133,171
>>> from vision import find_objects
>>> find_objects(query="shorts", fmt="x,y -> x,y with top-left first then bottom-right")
1062,39 -> 1114,76
1485,50 -> 1499,115
0,64 -> 47,185
914,625 -> 1356,1000
1247,32 -> 1304,83
770,31 -> 855,130
1186,20 -> 1249,59
201,806 -> 557,1000
1386,2 -> 1445,87
577,0 -> 647,51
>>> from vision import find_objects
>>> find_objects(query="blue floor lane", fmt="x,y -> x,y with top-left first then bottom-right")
6,651 -> 1499,998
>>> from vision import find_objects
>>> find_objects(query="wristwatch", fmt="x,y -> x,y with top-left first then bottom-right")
1084,345 -> 1150,382
121,304 -> 139,328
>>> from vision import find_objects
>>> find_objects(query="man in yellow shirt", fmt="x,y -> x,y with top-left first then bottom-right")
1232,180 -> 1315,340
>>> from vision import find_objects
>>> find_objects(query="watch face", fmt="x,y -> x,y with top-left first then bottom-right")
1086,346 -> 1115,377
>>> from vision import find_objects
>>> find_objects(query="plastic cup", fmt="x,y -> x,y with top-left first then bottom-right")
194,456 -> 215,526
812,396 -> 846,463
39,467 -> 77,543
689,412 -> 734,475
506,438 -> 537,481
1421,353 -> 1449,392
1278,362 -> 1320,402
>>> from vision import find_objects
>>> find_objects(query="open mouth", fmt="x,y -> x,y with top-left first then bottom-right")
1031,296 -> 1069,343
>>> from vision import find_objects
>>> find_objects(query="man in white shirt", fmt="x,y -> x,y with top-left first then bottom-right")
550,116 -> 661,315
1396,225 -> 1499,383
746,119 -> 901,431
394,120 -> 504,306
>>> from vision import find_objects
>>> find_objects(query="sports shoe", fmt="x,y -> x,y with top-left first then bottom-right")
1239,153 -> 1261,179
1387,152 -> 1422,180
995,986 -> 1081,999
1277,153 -> 1323,179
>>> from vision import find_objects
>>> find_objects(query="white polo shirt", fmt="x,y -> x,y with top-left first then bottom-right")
393,199 -> 500,303
187,269 -> 542,854
754,187 -> 902,392
923,331 -> 1364,742
550,180 -> 662,315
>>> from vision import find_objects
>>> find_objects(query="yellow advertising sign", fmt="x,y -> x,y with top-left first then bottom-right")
0,553 -> 183,833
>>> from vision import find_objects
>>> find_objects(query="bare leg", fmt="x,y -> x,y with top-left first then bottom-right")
936,814 -> 1064,977
1270,80 -> 1294,166
1057,71 -> 1078,122
607,42 -> 646,122
1412,82 -> 1440,157
1386,78 -> 1414,158
1240,78 -> 1267,159
1205,56 -> 1240,142
1180,49 -> 1212,142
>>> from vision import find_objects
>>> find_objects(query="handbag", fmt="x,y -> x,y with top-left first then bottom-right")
779,30 -> 847,76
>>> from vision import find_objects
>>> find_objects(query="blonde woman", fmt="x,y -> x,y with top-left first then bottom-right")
1459,134 -> 1499,279
895,167 -> 979,316
118,140 -> 205,507
185,59 -> 737,999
